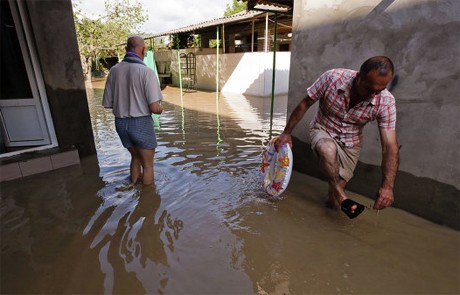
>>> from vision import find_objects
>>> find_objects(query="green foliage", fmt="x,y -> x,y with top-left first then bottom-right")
188,35 -> 201,48
209,39 -> 222,48
72,0 -> 148,78
169,33 -> 194,49
224,0 -> 247,16
144,37 -> 169,51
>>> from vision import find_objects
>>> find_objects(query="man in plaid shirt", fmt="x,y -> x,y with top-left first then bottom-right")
277,56 -> 399,219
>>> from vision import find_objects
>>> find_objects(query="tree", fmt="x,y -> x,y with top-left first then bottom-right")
169,32 -> 194,49
73,0 -> 148,80
224,0 -> 247,17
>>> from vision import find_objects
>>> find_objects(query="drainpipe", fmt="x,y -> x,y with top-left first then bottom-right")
152,37 -> 159,83
216,25 -> 222,144
176,34 -> 183,95
251,18 -> 255,52
222,24 -> 225,54
265,13 -> 268,52
216,25 -> 220,94
269,12 -> 278,136
175,34 -> 185,139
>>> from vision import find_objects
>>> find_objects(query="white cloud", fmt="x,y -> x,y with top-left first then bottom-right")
76,0 -> 230,34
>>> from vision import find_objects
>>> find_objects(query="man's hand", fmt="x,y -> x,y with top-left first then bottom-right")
374,186 -> 394,209
149,101 -> 163,114
275,132 -> 292,151
375,128 -> 399,210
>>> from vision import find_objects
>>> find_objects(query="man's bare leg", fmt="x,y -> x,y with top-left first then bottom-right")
325,178 -> 347,209
315,139 -> 357,213
128,147 -> 142,185
138,148 -> 155,185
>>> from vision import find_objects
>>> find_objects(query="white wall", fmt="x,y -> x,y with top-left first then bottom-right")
220,52 -> 291,96
156,50 -> 290,97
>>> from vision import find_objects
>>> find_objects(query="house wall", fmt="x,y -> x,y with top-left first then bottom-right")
289,0 -> 460,228
155,50 -> 290,96
25,0 -> 95,157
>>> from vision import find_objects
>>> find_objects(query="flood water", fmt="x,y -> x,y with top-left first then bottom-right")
1,81 -> 459,294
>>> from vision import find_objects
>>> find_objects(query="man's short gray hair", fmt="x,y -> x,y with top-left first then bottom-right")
126,36 -> 145,51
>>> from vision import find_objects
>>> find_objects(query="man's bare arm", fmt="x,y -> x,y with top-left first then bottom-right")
149,101 -> 163,114
374,128 -> 399,209
277,95 -> 316,148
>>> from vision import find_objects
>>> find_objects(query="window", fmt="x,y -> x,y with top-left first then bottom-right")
0,0 -> 33,100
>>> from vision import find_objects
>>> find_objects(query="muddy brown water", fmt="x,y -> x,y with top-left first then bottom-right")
1,82 -> 459,294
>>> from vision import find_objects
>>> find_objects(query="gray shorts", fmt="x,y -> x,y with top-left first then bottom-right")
115,116 -> 157,150
310,124 -> 361,182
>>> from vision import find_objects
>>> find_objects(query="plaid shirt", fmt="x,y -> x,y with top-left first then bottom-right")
307,69 -> 396,148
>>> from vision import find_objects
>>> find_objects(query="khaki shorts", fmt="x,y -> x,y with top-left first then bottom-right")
310,124 -> 361,182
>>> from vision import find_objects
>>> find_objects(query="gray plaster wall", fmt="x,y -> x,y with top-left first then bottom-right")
288,0 -> 460,228
25,0 -> 96,156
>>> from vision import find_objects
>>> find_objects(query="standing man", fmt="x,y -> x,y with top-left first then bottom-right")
277,56 -> 399,219
103,36 -> 163,185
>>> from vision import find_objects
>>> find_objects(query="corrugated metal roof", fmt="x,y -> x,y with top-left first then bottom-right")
245,0 -> 293,12
145,10 -> 264,39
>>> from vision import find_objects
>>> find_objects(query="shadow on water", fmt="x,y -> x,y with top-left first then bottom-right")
1,81 -> 459,294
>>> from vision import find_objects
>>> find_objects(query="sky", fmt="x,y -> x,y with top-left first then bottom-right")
76,0 -> 232,35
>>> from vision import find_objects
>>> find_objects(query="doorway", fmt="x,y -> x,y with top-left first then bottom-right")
0,0 -> 56,154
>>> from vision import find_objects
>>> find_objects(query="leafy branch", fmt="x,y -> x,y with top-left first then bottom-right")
72,0 -> 148,79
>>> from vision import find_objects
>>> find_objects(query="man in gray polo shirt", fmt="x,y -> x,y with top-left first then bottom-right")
103,36 -> 163,185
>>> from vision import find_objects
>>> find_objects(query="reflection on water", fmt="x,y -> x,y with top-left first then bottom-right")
1,82 -> 459,294
83,184 -> 181,294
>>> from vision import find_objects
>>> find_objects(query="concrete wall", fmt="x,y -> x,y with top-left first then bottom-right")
288,0 -> 460,228
220,52 -> 290,96
25,0 -> 96,157
155,50 -> 290,96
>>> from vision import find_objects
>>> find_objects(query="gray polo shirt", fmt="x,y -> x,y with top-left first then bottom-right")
102,61 -> 163,118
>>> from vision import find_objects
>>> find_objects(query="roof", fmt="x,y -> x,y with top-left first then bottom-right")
244,0 -> 293,13
145,10 -> 265,39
